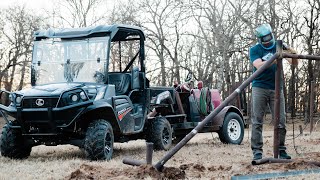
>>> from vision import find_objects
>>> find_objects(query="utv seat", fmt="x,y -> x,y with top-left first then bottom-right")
108,73 -> 131,95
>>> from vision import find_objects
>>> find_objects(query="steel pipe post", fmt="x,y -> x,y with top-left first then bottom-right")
146,142 -> 153,165
274,40 -> 283,158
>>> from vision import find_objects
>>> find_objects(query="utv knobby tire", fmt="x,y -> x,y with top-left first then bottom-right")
147,117 -> 172,150
0,124 -> 31,159
84,120 -> 114,160
218,112 -> 244,144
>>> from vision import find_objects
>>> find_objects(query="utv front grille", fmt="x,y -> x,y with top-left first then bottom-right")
22,98 -> 59,108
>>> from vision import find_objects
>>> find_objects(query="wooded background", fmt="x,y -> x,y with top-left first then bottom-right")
0,0 -> 319,119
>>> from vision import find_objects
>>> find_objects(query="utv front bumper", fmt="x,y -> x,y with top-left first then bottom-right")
0,90 -> 93,134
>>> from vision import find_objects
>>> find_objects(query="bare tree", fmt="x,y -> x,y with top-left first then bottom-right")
55,0 -> 107,28
0,6 -> 44,91
2,0 -> 320,119
300,0 -> 320,119
188,0 -> 252,98
109,0 -> 140,25
139,0 -> 175,86
278,0 -> 305,116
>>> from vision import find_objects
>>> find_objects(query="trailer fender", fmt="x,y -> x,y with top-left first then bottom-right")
211,105 -> 244,127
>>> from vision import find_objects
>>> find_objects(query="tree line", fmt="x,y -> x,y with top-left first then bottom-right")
0,0 -> 319,119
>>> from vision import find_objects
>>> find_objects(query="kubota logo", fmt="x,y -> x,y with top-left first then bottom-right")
117,107 -> 132,121
35,99 -> 45,106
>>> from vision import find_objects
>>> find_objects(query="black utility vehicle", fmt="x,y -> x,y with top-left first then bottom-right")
0,25 -> 245,160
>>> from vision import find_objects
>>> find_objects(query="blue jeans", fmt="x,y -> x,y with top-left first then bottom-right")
251,87 -> 287,156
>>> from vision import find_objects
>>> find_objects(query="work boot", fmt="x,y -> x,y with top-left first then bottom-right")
279,150 -> 291,159
253,153 -> 262,161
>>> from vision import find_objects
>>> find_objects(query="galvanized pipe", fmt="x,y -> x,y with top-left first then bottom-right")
252,158 -> 320,167
154,52 -> 280,171
232,168 -> 320,180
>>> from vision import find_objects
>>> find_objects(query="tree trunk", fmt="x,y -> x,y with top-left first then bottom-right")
160,50 -> 166,86
17,60 -> 27,90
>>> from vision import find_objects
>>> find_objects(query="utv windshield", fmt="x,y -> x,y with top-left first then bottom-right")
32,36 -> 109,85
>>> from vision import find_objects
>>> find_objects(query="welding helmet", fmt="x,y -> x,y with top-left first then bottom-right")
255,23 -> 275,50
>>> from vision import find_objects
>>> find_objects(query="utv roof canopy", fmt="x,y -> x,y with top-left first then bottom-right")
34,24 -> 145,41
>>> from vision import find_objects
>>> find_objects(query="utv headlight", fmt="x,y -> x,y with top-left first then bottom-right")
70,94 -> 79,102
79,91 -> 87,100
58,89 -> 89,107
16,96 -> 22,104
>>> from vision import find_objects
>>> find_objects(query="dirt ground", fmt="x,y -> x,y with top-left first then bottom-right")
0,116 -> 320,179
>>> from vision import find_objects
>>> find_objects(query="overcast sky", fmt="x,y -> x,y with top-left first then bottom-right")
1,0 -> 53,23
1,0 -> 52,8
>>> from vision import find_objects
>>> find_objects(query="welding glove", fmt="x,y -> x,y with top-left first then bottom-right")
261,53 -> 274,61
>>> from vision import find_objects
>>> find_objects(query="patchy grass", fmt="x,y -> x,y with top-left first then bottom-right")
0,117 -> 320,179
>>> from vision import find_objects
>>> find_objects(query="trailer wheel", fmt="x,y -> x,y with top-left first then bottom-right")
147,116 -> 172,150
218,112 -> 244,144
0,124 -> 32,159
84,120 -> 114,160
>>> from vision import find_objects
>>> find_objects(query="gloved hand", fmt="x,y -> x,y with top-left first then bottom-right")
284,46 -> 299,66
283,42 -> 289,50
261,53 -> 274,61
283,42 -> 297,54
289,48 -> 297,54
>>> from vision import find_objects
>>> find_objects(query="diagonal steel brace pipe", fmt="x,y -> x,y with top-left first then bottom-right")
154,52 -> 280,171
283,53 -> 320,61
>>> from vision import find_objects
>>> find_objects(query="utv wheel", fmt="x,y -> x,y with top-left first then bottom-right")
218,112 -> 244,144
84,120 -> 114,160
0,124 -> 32,159
147,116 -> 172,150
